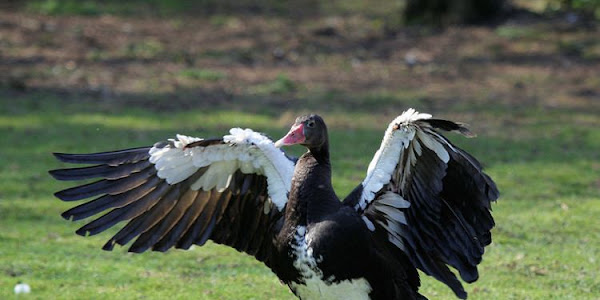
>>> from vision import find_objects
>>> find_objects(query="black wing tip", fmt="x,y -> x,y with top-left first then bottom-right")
103,240 -> 169,253
51,147 -> 152,165
458,266 -> 480,284
60,211 -> 74,221
175,240 -> 193,250
54,190 -> 68,201
53,189 -> 87,202
48,168 -> 83,181
443,276 -> 468,299
151,245 -> 170,253
424,119 -> 476,138
456,123 -> 476,138
61,208 -> 90,222
75,228 -> 88,236
102,239 -> 116,251
52,152 -> 73,163
127,245 -> 147,254
48,169 -> 63,180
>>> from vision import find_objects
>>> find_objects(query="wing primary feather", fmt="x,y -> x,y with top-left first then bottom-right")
132,188 -> 199,253
104,183 -> 181,251
62,176 -> 162,221
119,170 -> 206,252
214,189 -> 233,225
244,180 -> 270,254
193,191 -> 223,246
53,147 -> 151,165
176,191 -> 213,249
147,189 -> 199,252
54,166 -> 156,201
160,191 -> 209,251
102,212 -> 148,251
75,181 -> 170,236
126,185 -> 185,253
232,192 -> 255,251
252,210 -> 277,261
421,119 -> 474,137
194,207 -> 219,247
218,192 -> 243,248
49,160 -> 152,181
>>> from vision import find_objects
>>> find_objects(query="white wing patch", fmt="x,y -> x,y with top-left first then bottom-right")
357,109 -> 455,250
358,108 -> 451,211
417,129 -> 449,163
191,160 -> 237,192
358,109 -> 426,210
149,128 -> 295,211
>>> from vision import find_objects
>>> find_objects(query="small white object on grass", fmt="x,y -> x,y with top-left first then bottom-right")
14,282 -> 31,294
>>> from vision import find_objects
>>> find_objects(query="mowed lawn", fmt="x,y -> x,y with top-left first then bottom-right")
1,92 -> 599,300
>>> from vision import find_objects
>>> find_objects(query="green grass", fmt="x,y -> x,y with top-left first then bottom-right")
250,74 -> 298,95
1,90 -> 599,300
24,0 -> 405,17
177,69 -> 227,82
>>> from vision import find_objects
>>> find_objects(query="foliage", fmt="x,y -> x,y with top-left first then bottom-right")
549,0 -> 600,15
515,0 -> 600,18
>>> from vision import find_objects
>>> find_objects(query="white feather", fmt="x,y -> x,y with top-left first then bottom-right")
412,138 -> 422,156
173,134 -> 201,148
376,220 -> 406,251
160,164 -> 197,185
358,108 -> 444,211
360,109 -> 423,208
191,160 -> 237,191
149,128 -> 294,211
376,192 -> 410,209
393,108 -> 432,124
361,216 -> 376,231
416,129 -> 449,163
154,152 -> 189,170
239,160 -> 257,174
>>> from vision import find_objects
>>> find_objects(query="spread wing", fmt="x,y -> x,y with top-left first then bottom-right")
50,128 -> 295,266
343,109 -> 499,299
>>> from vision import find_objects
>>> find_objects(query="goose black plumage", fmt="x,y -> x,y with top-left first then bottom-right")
50,109 -> 498,299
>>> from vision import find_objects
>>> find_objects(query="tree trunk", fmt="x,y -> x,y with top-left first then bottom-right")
404,0 -> 509,25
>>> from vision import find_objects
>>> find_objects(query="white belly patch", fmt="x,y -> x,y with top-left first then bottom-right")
289,226 -> 372,300
290,277 -> 372,300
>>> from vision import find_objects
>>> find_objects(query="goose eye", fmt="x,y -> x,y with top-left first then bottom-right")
306,120 -> 315,128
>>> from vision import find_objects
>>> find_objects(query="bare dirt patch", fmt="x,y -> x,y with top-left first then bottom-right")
2,10 -> 599,116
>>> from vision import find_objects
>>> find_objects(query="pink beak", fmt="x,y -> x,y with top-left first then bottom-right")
275,124 -> 305,147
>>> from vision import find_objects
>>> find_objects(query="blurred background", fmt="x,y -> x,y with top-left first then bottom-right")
1,0 -> 599,299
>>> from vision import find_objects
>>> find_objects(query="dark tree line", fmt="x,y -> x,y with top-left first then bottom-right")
404,0 -> 510,25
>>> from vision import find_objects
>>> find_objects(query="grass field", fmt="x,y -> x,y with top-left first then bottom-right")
2,2 -> 600,299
